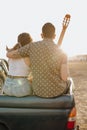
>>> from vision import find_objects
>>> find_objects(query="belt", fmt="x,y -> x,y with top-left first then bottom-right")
7,75 -> 28,79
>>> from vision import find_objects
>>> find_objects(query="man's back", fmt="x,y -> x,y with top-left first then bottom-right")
18,39 -> 67,97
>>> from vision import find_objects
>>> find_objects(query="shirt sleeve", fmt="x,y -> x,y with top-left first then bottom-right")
18,44 -> 31,57
62,54 -> 68,64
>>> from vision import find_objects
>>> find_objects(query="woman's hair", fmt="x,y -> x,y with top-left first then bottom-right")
8,32 -> 32,51
42,22 -> 55,38
18,32 -> 32,46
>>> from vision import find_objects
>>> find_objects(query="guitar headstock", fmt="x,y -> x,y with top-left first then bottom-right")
62,14 -> 71,29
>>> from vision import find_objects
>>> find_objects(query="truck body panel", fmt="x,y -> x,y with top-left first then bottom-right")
0,95 -> 76,130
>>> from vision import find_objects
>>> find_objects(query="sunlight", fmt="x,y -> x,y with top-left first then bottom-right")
62,45 -> 76,57
0,0 -> 87,59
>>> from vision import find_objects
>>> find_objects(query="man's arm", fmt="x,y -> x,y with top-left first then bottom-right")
6,49 -> 21,58
6,43 -> 30,59
60,55 -> 69,81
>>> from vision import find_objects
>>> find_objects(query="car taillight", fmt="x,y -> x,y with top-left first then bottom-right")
67,107 -> 76,130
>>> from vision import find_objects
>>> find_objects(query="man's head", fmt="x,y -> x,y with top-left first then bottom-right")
41,22 -> 56,39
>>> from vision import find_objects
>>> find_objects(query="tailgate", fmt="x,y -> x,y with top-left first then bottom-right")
0,95 -> 75,130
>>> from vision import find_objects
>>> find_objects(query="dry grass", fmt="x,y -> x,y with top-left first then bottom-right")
69,62 -> 87,130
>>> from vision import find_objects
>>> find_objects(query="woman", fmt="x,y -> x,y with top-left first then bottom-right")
2,33 -> 33,97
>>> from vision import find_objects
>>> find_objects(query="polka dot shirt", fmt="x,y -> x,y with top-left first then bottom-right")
18,39 -> 67,98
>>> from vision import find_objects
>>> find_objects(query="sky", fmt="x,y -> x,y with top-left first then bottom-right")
0,0 -> 87,59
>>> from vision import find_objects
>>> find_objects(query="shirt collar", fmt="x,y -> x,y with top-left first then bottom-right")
42,38 -> 54,43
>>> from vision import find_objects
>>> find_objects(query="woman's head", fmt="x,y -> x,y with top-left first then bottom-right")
18,32 -> 32,47
7,32 -> 32,51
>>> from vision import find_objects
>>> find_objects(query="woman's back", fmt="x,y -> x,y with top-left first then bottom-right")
3,32 -> 33,97
8,58 -> 30,76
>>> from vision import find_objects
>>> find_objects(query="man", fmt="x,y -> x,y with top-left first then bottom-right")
7,23 -> 69,98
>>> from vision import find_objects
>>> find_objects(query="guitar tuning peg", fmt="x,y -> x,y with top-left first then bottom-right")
65,14 -> 71,19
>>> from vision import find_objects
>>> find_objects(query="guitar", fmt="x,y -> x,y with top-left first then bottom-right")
57,14 -> 71,47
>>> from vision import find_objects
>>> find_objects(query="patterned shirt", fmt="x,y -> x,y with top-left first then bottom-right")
18,39 -> 68,97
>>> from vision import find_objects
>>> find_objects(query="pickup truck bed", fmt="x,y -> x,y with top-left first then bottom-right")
0,94 -> 75,130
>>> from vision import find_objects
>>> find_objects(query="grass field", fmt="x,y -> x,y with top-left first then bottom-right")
69,61 -> 87,130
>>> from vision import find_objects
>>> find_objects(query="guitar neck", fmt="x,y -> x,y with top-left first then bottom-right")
57,28 -> 66,47
57,14 -> 71,47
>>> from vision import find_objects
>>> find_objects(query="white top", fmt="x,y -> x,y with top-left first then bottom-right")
8,58 -> 30,76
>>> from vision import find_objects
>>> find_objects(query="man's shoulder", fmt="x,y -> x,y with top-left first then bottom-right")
57,48 -> 68,57
31,40 -> 42,45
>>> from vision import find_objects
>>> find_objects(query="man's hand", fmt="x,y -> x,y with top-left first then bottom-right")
6,46 -> 10,51
6,50 -> 21,59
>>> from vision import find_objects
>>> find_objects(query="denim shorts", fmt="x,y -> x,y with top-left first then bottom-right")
3,77 -> 33,97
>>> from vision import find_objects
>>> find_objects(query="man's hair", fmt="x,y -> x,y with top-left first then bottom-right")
18,32 -> 32,46
42,22 -> 55,38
